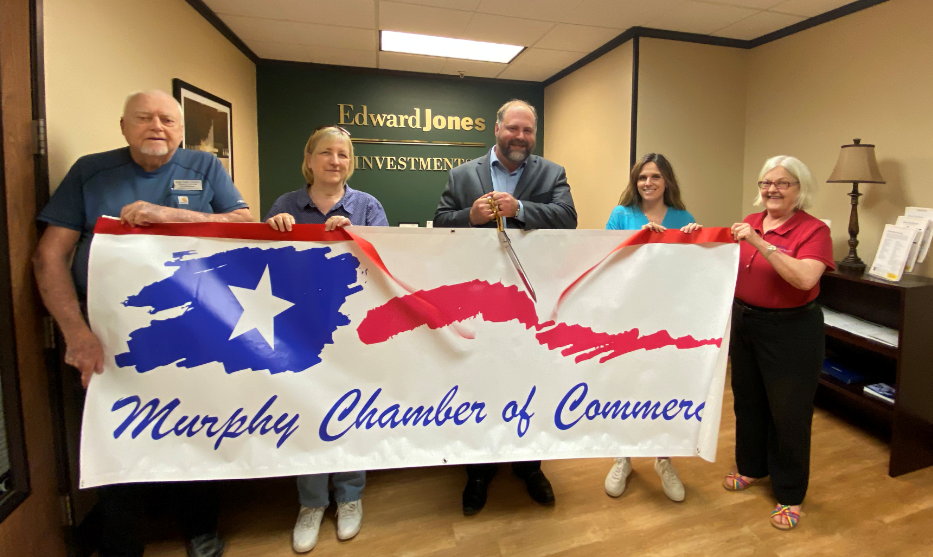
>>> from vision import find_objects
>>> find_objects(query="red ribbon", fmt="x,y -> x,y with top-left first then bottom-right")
550,227 -> 735,320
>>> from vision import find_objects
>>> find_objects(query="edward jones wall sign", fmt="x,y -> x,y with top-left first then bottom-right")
338,104 -> 488,172
338,104 -> 486,132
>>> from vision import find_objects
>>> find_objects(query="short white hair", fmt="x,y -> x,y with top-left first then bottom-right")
122,90 -> 183,119
754,155 -> 816,211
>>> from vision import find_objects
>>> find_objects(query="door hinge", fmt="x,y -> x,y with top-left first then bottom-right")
60,493 -> 74,527
31,118 -> 47,156
43,316 -> 56,349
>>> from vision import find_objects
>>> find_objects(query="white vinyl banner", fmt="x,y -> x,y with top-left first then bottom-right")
81,222 -> 738,488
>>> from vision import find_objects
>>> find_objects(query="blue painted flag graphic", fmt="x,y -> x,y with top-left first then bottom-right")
114,246 -> 361,374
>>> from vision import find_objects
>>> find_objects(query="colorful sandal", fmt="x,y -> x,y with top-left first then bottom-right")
722,472 -> 758,491
770,504 -> 800,530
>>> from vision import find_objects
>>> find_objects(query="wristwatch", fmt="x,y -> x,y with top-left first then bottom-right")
764,244 -> 777,258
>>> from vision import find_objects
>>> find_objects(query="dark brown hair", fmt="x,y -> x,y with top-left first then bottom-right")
618,153 -> 686,211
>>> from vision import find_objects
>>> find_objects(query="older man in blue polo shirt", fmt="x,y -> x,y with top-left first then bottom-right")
33,90 -> 252,557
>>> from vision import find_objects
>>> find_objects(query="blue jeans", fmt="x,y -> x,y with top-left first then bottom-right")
297,472 -> 366,508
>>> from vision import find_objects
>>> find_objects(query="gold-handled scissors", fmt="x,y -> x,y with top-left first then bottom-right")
488,196 -> 537,302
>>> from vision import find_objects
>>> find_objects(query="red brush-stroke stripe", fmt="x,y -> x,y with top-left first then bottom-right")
357,279 -> 722,363
358,280 -> 538,344
535,322 -> 722,364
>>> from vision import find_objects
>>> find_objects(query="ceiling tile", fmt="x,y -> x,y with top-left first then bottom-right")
308,46 -> 378,68
714,10 -> 804,39
203,0 -> 279,18
247,40 -> 311,62
497,65 -> 560,81
390,0 -> 482,9
379,1 -> 473,37
459,13 -> 554,46
648,1 -> 758,35
277,0 -> 375,29
439,58 -> 506,78
220,15 -> 376,50
770,0 -> 854,17
534,23 -> 622,52
512,48 -> 585,68
475,0 -> 586,22
378,51 -> 448,73
561,0 -> 684,28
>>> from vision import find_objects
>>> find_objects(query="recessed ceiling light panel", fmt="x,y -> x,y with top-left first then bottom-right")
380,30 -> 524,64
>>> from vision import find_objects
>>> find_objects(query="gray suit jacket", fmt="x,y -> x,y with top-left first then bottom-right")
433,152 -> 577,230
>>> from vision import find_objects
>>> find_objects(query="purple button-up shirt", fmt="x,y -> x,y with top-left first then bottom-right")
265,184 -> 389,227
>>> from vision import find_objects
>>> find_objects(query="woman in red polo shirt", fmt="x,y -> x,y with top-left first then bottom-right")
724,155 -> 834,531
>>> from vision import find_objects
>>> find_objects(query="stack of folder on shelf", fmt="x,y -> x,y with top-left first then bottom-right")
821,358 -> 866,384
869,207 -> 933,281
821,306 -> 899,347
863,383 -> 896,404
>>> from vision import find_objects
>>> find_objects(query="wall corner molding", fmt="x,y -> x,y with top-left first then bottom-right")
182,0 -> 260,64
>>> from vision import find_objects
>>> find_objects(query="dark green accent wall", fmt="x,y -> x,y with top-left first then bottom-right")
257,62 -> 544,225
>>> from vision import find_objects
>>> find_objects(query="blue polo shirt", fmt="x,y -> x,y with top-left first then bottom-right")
38,147 -> 249,297
606,205 -> 695,230
264,184 -> 388,227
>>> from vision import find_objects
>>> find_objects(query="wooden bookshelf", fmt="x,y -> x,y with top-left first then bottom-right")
817,269 -> 933,476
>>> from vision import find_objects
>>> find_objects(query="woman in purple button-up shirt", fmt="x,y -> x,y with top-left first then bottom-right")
266,126 -> 387,553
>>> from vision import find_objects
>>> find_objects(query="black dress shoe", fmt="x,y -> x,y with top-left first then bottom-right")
524,470 -> 555,505
462,478 -> 490,516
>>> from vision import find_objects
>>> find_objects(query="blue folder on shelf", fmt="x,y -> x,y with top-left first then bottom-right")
863,383 -> 896,404
821,358 -> 866,385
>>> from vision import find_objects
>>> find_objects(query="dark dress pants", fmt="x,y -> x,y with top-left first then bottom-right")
729,301 -> 824,506
98,481 -> 220,557
467,461 -> 541,482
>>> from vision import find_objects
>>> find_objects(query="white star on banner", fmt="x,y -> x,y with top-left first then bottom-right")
228,265 -> 294,349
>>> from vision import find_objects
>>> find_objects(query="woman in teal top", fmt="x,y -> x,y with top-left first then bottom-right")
603,153 -> 700,504
606,153 -> 700,233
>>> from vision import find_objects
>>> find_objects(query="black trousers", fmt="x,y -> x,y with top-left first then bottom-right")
467,461 -> 541,482
98,481 -> 220,557
730,300 -> 824,506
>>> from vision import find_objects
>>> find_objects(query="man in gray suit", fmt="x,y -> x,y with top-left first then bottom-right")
434,99 -> 576,516
434,101 -> 576,231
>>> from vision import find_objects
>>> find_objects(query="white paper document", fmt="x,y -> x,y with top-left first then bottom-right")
905,207 -> 933,262
895,216 -> 926,272
821,306 -> 899,348
869,224 -> 915,281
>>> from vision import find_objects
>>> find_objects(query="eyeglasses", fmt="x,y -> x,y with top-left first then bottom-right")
314,125 -> 351,136
758,180 -> 799,191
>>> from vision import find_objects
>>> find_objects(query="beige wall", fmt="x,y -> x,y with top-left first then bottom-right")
744,0 -> 933,275
637,39 -> 747,228
544,42 -> 633,229
44,0 -> 260,218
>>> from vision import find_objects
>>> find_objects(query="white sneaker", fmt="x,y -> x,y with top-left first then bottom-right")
655,458 -> 685,502
336,500 -> 363,540
605,457 -> 633,497
292,506 -> 325,553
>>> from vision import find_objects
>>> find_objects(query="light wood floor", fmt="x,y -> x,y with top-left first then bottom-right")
144,379 -> 933,557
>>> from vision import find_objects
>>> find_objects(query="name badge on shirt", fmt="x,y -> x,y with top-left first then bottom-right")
173,180 -> 202,191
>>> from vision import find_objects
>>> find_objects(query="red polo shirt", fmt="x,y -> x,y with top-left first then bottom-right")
735,210 -> 835,308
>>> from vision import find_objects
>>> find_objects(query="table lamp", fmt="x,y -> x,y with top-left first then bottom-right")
827,138 -> 885,275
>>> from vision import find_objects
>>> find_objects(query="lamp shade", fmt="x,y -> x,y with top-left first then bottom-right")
827,138 -> 885,183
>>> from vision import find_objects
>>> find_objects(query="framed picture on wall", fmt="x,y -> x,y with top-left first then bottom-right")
172,78 -> 234,179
